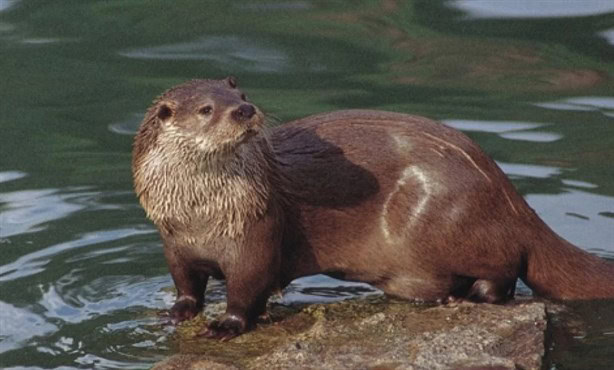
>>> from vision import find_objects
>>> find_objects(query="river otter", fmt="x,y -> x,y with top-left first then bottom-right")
132,77 -> 614,340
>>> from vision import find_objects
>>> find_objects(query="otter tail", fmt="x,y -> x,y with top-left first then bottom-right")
522,227 -> 614,300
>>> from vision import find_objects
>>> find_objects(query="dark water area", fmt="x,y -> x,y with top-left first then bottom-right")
0,0 -> 613,368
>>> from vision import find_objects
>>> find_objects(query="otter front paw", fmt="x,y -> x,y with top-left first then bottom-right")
198,314 -> 247,341
169,297 -> 201,324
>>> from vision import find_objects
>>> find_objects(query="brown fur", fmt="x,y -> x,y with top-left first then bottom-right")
132,78 -> 614,340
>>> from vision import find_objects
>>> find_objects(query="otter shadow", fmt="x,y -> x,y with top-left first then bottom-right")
271,126 -> 381,285
272,126 -> 380,208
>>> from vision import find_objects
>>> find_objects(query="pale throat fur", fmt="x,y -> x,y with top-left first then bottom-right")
133,117 -> 274,241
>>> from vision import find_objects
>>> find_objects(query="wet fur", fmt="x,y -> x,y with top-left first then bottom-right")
132,78 -> 614,340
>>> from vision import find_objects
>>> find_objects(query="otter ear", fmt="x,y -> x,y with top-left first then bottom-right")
226,76 -> 237,88
156,103 -> 173,122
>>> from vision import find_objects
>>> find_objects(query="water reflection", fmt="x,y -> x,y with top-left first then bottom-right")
494,162 -> 614,254
120,36 -> 290,73
450,0 -> 614,19
237,1 -> 312,11
496,161 -> 562,179
498,131 -> 562,142
526,190 -> 614,254
74,353 -> 154,370
21,38 -> 64,44
535,96 -> 614,117
40,275 -> 170,324
0,227 -> 153,282
0,187 -> 128,239
1,188 -> 85,238
0,301 -> 57,353
600,29 -> 614,46
0,170 -> 27,183
108,113 -> 143,136
0,0 -> 18,12
561,179 -> 598,189
443,119 -> 562,143
281,275 -> 381,305
443,120 -> 544,133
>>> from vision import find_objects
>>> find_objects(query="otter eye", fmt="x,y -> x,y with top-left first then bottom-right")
240,94 -> 247,101
199,105 -> 212,115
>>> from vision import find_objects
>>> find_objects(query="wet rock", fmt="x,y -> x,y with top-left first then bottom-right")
153,297 -> 546,370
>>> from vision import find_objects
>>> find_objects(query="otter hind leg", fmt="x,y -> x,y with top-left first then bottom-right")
376,274 -> 459,303
379,274 -> 516,304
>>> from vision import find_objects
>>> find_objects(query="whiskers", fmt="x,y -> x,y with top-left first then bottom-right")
263,113 -> 282,129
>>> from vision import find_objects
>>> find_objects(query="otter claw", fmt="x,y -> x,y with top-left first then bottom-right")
169,297 -> 201,324
198,314 -> 246,341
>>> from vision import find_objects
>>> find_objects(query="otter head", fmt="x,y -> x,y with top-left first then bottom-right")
141,77 -> 264,158
132,77 -> 272,232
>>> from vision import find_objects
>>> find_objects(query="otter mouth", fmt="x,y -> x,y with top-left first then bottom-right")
236,127 -> 260,144
235,113 -> 265,144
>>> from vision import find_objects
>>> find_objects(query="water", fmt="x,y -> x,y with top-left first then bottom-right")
1,1 -> 613,368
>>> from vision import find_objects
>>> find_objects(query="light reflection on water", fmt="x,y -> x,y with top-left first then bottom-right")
108,113 -> 143,136
0,171 -> 27,184
450,0 -> 614,19
281,275 -> 381,305
0,227 -> 154,282
0,301 -> 58,353
443,119 -> 563,143
40,275 -> 170,324
120,36 -> 292,73
0,187 -> 132,239
535,96 -> 614,115
236,1 -> 312,11
601,29 -> 614,46
444,120 -> 545,133
526,190 -> 614,256
0,0 -> 17,13
0,181 -> 163,364
497,161 -> 561,179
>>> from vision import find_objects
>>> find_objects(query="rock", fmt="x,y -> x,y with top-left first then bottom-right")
153,297 -> 547,370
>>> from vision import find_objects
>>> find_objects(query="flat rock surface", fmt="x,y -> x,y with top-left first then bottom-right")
153,298 -> 547,370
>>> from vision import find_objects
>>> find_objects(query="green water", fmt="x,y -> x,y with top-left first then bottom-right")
1,1 -> 613,368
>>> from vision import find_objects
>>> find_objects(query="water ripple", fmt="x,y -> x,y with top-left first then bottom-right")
0,228 -> 153,282
0,301 -> 58,354
526,190 -> 614,252
0,171 -> 27,183
450,0 -> 614,19
108,113 -> 143,136
236,1 -> 312,11
0,187 -> 130,239
0,0 -> 18,12
40,275 -> 170,324
496,161 -> 562,179
281,275 -> 381,304
120,36 -> 290,73
443,119 -> 562,143
535,96 -> 614,117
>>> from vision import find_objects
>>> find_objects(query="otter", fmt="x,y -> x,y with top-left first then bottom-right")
132,77 -> 614,340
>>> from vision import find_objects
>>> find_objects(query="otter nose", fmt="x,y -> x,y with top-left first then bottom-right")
232,104 -> 256,121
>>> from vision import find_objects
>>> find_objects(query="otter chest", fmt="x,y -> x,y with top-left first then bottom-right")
139,163 -> 269,241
